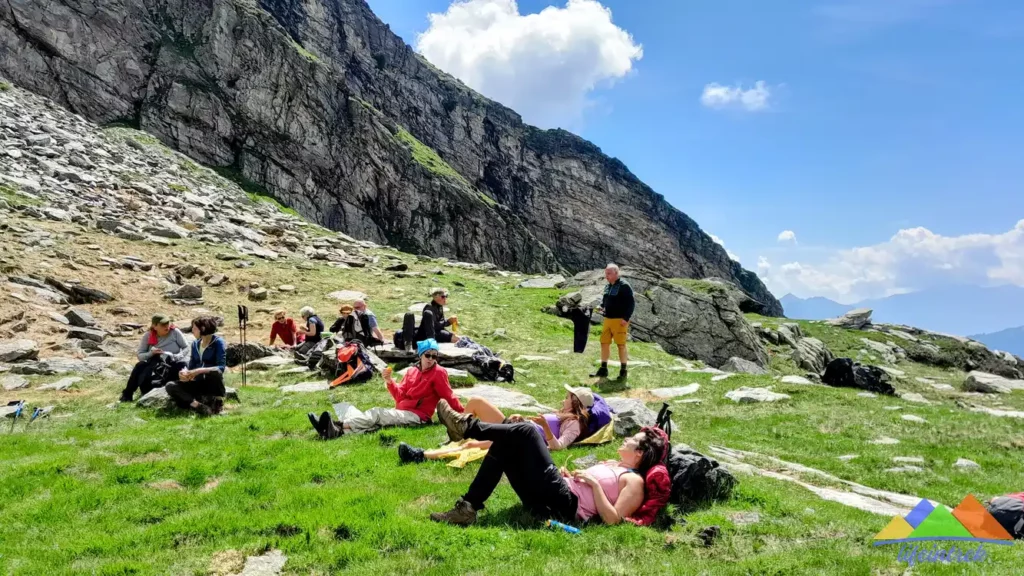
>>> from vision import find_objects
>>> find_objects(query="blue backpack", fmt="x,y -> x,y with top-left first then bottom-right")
585,393 -> 614,437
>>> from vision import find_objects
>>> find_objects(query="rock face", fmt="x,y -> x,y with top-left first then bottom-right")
821,358 -> 896,396
554,268 -> 768,367
0,0 -> 780,315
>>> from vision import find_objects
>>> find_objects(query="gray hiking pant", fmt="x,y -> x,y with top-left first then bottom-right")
343,407 -> 423,434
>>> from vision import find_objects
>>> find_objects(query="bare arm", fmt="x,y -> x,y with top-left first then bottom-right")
579,472 -> 645,525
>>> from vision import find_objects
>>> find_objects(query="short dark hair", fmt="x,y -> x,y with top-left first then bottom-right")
191,316 -> 218,337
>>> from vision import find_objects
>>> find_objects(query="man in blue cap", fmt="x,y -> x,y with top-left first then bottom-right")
308,339 -> 466,437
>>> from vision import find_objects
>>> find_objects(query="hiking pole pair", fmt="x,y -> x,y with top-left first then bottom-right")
7,400 -> 24,434
238,304 -> 249,387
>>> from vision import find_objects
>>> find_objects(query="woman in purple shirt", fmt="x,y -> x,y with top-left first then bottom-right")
398,385 -> 593,464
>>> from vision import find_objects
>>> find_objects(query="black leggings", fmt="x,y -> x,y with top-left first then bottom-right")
462,421 -> 578,522
166,372 -> 225,408
123,358 -> 184,398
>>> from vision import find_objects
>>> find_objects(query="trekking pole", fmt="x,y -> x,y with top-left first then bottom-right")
238,305 -> 249,387
8,401 -> 24,434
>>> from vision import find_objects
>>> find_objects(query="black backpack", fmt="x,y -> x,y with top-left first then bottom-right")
986,496 -> 1024,539
656,402 -> 673,440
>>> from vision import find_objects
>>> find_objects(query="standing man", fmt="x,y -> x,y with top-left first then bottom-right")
591,263 -> 634,381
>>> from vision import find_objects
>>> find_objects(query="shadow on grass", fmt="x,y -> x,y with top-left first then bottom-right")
595,377 -> 629,394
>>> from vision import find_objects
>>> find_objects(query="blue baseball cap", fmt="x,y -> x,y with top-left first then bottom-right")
417,338 -> 439,356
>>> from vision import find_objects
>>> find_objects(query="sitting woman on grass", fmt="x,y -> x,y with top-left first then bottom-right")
120,314 -> 190,402
429,399 -> 670,528
397,385 -> 594,464
307,339 -> 466,437
166,317 -> 226,416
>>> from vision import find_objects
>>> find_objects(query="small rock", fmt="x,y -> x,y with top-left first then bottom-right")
725,387 -> 790,403
166,285 -> 202,300
953,458 -> 980,470
728,511 -> 761,526
857,392 -> 877,398
885,465 -> 923,473
234,549 -> 287,576
38,376 -> 81,391
245,355 -> 291,370
901,414 -> 927,423
384,263 -> 408,272
648,383 -> 700,399
900,392 -> 931,405
515,355 -> 555,362
68,326 -> 106,343
47,312 -> 69,325
710,374 -> 733,382
137,387 -> 173,408
278,285 -> 295,292
207,274 -> 229,287
64,308 -> 96,327
280,382 -> 330,393
781,375 -> 813,385
326,290 -> 367,301
516,274 -> 567,289
892,456 -> 924,464
0,339 -> 40,362
2,374 -> 29,390
248,287 -> 268,301
837,454 -> 859,462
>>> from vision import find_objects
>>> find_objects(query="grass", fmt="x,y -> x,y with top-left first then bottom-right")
290,39 -> 319,63
669,278 -> 722,295
1,220 -> 1022,574
0,81 -> 10,91
0,183 -> 41,207
393,127 -> 469,186
246,192 -> 300,218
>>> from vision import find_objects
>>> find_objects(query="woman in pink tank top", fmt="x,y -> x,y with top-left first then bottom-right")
429,399 -> 670,528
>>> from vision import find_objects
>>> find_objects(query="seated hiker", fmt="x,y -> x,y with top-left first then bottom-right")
328,304 -> 354,334
165,317 -> 226,416
293,306 -> 325,359
120,314 -> 190,402
429,400 -> 671,527
269,309 -> 303,349
307,339 -> 465,437
418,287 -> 460,344
353,299 -> 385,343
398,385 -> 595,464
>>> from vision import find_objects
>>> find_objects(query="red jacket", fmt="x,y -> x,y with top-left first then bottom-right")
387,364 -> 465,422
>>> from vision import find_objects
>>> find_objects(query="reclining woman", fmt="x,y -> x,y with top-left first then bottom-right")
307,339 -> 466,437
120,315 -> 190,402
397,385 -> 594,464
166,317 -> 227,416
430,399 -> 670,527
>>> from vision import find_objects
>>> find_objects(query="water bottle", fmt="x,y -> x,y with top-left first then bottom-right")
546,519 -> 580,534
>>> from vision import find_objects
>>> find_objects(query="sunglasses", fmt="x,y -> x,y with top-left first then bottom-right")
423,352 -> 438,359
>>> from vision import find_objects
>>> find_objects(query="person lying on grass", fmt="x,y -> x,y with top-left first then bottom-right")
429,399 -> 671,527
307,338 -> 466,437
397,385 -> 595,464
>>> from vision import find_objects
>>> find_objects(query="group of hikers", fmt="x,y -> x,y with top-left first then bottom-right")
117,263 -> 677,528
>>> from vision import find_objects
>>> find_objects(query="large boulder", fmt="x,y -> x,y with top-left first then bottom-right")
962,371 -> 1023,394
791,337 -> 834,374
517,274 -> 567,289
827,308 -> 872,330
719,357 -> 768,375
605,397 -> 657,436
456,385 -> 554,413
704,277 -> 777,316
821,358 -> 896,395
226,343 -> 279,368
554,268 -> 768,367
0,339 -> 39,362
725,387 -> 790,403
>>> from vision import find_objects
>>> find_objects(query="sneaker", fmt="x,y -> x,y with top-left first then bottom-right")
617,367 -> 628,381
398,442 -> 426,464
119,393 -> 133,403
436,399 -> 472,442
430,498 -> 477,526
590,365 -> 609,378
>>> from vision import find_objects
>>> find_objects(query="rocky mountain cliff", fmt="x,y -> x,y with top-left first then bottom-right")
0,0 -> 782,315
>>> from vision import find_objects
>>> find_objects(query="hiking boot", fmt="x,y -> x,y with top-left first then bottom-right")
398,442 -> 426,464
194,403 -> 214,417
430,498 -> 477,526
617,367 -> 627,381
319,411 -> 342,439
590,365 -> 609,378
436,399 -> 472,442
119,392 -> 133,403
308,412 -> 323,435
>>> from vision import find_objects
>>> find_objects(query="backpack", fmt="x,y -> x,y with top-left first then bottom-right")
584,393 -> 614,438
329,341 -> 373,387
986,494 -> 1024,539
665,444 -> 737,513
656,402 -> 673,441
393,313 -> 417,351
303,338 -> 333,371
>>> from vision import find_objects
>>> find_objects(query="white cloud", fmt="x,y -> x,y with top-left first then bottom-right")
709,233 -> 740,262
777,230 -> 797,243
700,81 -> 772,111
415,0 -> 643,128
759,220 -> 1024,303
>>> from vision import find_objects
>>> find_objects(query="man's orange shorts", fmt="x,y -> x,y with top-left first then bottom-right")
600,318 -> 629,346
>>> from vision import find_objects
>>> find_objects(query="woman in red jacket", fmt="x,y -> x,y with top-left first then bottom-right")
308,338 -> 465,438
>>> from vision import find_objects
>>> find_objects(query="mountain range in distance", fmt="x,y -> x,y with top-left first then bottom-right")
780,285 -> 1024,355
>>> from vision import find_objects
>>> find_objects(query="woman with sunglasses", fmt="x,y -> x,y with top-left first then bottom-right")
308,338 -> 466,437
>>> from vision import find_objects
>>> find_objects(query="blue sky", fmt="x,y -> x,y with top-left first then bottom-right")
367,0 -> 1024,303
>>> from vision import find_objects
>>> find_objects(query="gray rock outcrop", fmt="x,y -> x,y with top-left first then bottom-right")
792,337 -> 834,374
720,357 -> 768,375
827,308 -> 873,329
0,339 -> 39,362
963,371 -> 1023,394
553,268 -> 768,367
604,397 -> 658,436
0,0 -> 781,315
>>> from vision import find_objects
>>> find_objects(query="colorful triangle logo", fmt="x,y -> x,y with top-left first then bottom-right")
873,516 -> 914,541
952,494 -> 1013,540
908,504 -> 974,539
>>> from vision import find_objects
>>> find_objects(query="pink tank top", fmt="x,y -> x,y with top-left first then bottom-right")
566,465 -> 629,521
